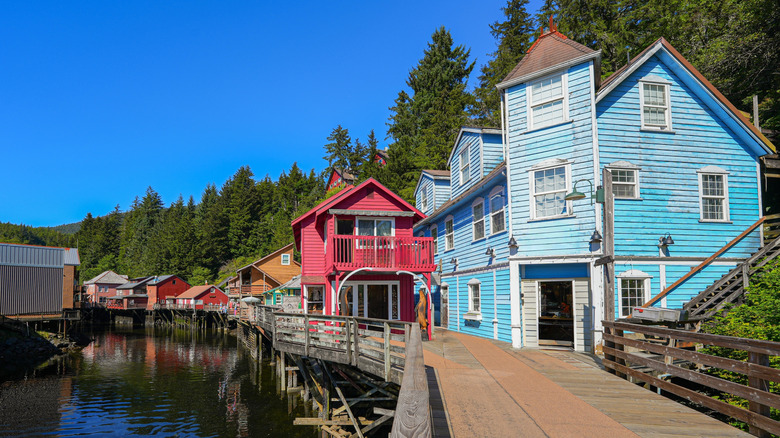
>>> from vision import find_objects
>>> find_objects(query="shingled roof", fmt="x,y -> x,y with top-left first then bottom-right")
497,20 -> 599,90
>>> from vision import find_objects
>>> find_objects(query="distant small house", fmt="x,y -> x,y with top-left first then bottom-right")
83,270 -> 129,306
263,274 -> 302,309
0,243 -> 80,317
174,285 -> 228,310
146,275 -> 190,310
373,148 -> 389,167
233,243 -> 301,301
109,276 -> 154,310
326,167 -> 355,191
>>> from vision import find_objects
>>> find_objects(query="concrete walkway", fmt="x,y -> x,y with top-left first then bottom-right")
422,329 -> 750,438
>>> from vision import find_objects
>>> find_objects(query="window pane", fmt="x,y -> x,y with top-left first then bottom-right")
376,220 -> 392,236
473,220 -> 484,240
613,184 -> 635,198
490,194 -> 503,213
358,220 -> 374,236
643,83 -> 666,106
472,203 -> 483,220
702,198 -> 724,220
644,107 -> 667,126
492,210 -> 505,233
702,175 -> 723,196
532,99 -> 563,127
611,169 -> 635,183
445,220 -> 453,234
532,76 -> 562,103
620,279 -> 645,317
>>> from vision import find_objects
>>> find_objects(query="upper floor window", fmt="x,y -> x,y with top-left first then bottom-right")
472,198 -> 485,241
357,218 -> 393,236
529,74 -> 566,129
444,216 -> 454,251
618,270 -> 651,318
420,187 -> 429,211
609,165 -> 640,199
430,225 -> 438,255
281,254 -> 291,265
489,186 -> 506,234
698,166 -> 729,222
640,80 -> 671,130
459,148 -> 470,186
530,163 -> 570,219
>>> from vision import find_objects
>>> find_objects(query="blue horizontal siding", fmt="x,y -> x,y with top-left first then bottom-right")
524,263 -> 589,279
451,133 -> 482,198
482,133 -> 504,176
444,268 -> 511,343
598,55 -> 762,260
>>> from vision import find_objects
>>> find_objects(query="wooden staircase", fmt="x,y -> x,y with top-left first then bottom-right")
683,235 -> 780,320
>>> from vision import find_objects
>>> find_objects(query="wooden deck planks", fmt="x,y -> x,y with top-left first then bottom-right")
422,329 -> 751,438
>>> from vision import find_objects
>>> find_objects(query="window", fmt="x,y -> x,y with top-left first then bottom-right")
459,148 -> 470,185
640,82 -> 671,130
531,165 -> 569,219
611,168 -> 639,199
618,270 -> 651,318
281,254 -> 291,265
343,282 -> 400,320
529,74 -> 566,129
489,187 -> 505,234
336,219 -> 354,235
357,218 -> 393,236
444,216 -> 454,251
306,285 -> 324,314
698,168 -> 729,221
430,225 -> 438,255
468,280 -> 481,313
472,199 -> 485,241
420,188 -> 428,211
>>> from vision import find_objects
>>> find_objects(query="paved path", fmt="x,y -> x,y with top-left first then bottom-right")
422,329 -> 750,438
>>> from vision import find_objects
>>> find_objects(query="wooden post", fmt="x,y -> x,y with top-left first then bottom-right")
281,352 -> 287,392
384,322 -> 391,381
602,168 -> 615,322
603,324 -> 616,375
304,315 -> 310,357
742,263 -> 750,289
390,323 -> 431,438
749,352 -> 771,438
353,320 -> 360,367
345,318 -> 352,364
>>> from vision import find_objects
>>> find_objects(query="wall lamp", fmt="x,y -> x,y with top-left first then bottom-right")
658,233 -> 675,247
589,230 -> 603,244
565,180 -> 605,205
485,247 -> 495,257
507,236 -> 518,250
450,257 -> 458,265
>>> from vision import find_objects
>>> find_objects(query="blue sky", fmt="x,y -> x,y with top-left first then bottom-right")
0,1 -> 543,227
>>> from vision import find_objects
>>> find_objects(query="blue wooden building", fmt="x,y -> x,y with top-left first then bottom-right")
414,25 -> 774,352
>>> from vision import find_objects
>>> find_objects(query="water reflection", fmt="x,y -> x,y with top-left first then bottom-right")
0,326 -> 315,437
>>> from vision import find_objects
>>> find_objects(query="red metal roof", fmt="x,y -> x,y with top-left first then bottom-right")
499,25 -> 596,87
177,285 -> 224,300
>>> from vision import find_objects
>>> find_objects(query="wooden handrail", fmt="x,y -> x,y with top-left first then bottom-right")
641,216 -> 766,308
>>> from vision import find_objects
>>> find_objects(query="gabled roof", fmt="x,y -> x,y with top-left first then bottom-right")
375,149 -> 389,159
117,276 -> 154,290
596,38 -> 775,155
292,178 -> 426,250
331,167 -> 355,181
415,162 -> 507,228
252,242 -> 299,268
414,170 -> 451,199
497,22 -> 600,90
177,285 -> 224,300
84,270 -> 129,285
446,126 -> 503,168
148,274 -> 181,285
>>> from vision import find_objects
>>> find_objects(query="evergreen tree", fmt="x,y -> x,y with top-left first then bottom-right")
323,125 -> 353,171
194,183 -> 228,276
386,27 -> 475,201
472,0 -> 535,126
222,166 -> 261,259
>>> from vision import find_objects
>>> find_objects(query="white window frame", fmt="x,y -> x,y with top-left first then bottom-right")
472,198 -> 485,241
281,253 -> 291,265
420,187 -> 429,211
527,72 -> 568,130
608,165 -> 641,199
639,79 -> 672,131
489,186 -> 506,234
617,270 -> 652,318
342,281 -> 401,320
430,225 -> 438,255
304,285 -> 324,315
444,216 -> 454,251
459,147 -> 470,186
528,161 -> 572,220
355,217 -> 396,237
697,166 -> 730,222
466,278 -> 481,319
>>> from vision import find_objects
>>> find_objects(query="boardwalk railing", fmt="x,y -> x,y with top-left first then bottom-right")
329,235 -> 436,272
603,320 -> 780,437
249,306 -> 412,385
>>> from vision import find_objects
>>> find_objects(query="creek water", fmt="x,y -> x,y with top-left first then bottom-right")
0,326 -> 316,437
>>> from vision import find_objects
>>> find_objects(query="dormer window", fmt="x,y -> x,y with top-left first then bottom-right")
459,148 -> 470,186
640,79 -> 671,130
529,74 -> 567,129
420,188 -> 428,211
281,254 -> 291,265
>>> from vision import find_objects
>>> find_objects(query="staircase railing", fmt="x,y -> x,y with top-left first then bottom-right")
640,216 -> 765,309
684,234 -> 780,320
764,213 -> 780,245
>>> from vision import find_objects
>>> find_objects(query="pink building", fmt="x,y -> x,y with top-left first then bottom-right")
83,270 -> 128,306
292,178 -> 436,335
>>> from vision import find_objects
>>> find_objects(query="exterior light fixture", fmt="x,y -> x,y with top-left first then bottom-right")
485,247 -> 495,257
658,233 -> 674,246
589,230 -> 602,244
565,180 -> 605,205
508,236 -> 518,250
450,257 -> 458,265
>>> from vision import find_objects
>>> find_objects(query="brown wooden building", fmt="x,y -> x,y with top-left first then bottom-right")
230,243 -> 301,302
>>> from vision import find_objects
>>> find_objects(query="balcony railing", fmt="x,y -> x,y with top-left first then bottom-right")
329,235 -> 436,272
237,284 -> 269,296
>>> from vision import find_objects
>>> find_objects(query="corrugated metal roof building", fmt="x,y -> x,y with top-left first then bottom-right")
0,243 -> 79,316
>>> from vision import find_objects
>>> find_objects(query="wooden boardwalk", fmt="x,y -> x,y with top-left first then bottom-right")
423,329 -> 750,438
